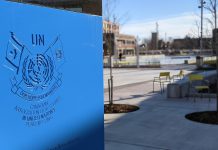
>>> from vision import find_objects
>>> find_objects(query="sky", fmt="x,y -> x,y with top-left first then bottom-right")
103,0 -> 213,40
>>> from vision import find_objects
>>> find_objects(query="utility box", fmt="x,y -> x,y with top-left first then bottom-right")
196,56 -> 203,68
167,84 -> 181,98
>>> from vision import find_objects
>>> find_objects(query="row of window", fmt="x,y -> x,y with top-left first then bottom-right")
118,49 -> 135,55
117,40 -> 135,45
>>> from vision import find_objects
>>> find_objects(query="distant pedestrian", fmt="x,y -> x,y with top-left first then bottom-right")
119,53 -> 122,61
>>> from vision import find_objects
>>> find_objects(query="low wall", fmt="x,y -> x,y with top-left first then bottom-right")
167,70 -> 217,98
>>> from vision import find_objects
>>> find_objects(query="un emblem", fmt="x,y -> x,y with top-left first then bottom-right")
22,54 -> 54,89
5,32 -> 64,101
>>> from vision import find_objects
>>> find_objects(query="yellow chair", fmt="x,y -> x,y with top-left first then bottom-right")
153,72 -> 171,93
188,74 -> 210,102
172,70 -> 185,82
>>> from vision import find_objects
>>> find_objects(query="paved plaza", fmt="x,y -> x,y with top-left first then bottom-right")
104,65 -> 195,89
104,67 -> 218,150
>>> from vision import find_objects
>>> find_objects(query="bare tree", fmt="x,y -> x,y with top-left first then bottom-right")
204,0 -> 217,29
103,0 -> 115,105
189,19 -> 201,38
103,0 -> 130,105
104,0 -> 123,105
104,0 -> 130,27
189,13 -> 213,38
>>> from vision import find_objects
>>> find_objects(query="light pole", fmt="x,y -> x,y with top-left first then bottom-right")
199,0 -> 206,53
213,29 -> 218,111
136,36 -> 140,68
215,0 -> 217,29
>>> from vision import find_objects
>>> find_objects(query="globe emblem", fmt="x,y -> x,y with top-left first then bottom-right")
22,54 -> 54,89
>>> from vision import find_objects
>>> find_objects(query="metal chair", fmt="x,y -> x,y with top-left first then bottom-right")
188,74 -> 210,102
153,72 -> 171,93
172,70 -> 185,82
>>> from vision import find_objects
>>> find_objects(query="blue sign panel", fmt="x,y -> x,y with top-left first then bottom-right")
0,1 -> 104,150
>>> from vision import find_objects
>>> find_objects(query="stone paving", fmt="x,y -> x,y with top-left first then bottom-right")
104,81 -> 218,150
104,65 -> 195,89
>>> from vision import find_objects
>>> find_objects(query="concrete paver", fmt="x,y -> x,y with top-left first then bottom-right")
104,65 -> 195,89
104,81 -> 218,150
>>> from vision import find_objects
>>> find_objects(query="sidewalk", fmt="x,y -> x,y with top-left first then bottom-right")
104,65 -> 195,89
104,81 -> 218,150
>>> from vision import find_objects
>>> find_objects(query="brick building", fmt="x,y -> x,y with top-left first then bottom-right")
116,34 -> 136,56
11,0 -> 102,16
103,20 -> 119,34
172,37 -> 212,50
103,21 -> 136,57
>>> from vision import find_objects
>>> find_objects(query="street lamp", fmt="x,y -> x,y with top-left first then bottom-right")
198,0 -> 206,53
215,0 -> 217,29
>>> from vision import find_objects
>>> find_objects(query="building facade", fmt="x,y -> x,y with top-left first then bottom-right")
151,32 -> 158,50
172,37 -> 212,50
103,21 -> 136,57
103,20 -> 119,34
11,0 -> 102,16
116,34 -> 136,56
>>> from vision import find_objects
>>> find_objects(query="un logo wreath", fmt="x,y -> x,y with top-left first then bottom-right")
22,54 -> 54,89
